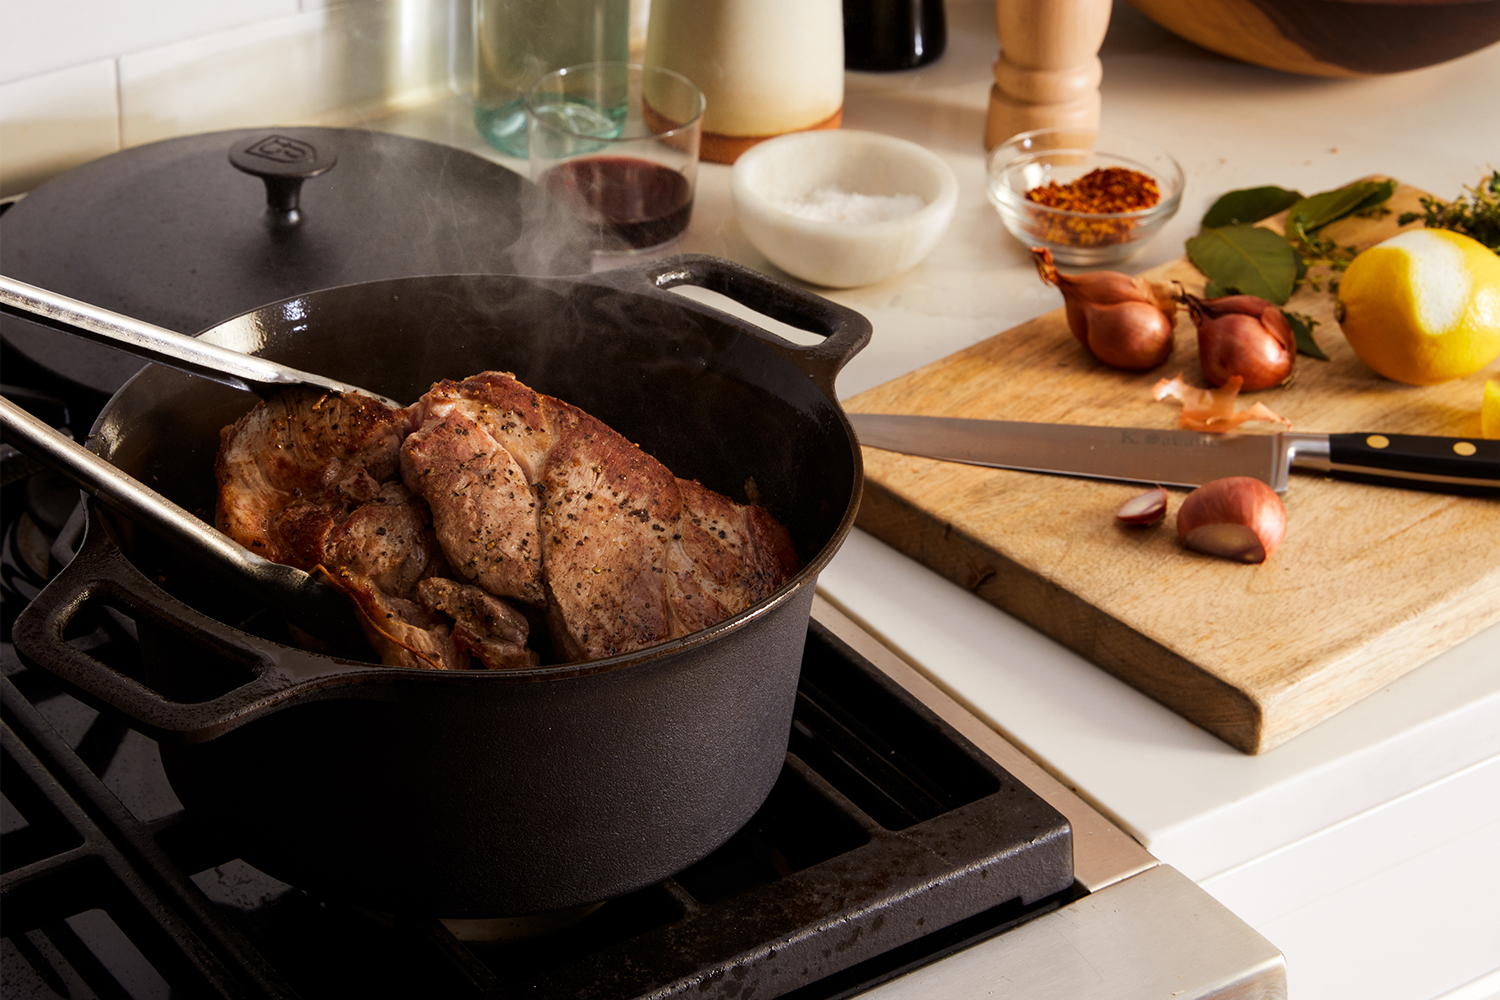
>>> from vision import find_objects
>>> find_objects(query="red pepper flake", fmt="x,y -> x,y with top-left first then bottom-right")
1023,167 -> 1162,248
1026,167 -> 1160,214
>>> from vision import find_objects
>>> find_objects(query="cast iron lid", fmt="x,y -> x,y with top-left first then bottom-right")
0,127 -> 593,395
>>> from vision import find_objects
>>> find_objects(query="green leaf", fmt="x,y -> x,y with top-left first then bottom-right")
1185,225 -> 1301,305
1284,311 -> 1328,361
1201,186 -> 1303,229
1349,179 -> 1398,214
1204,280 -> 1229,298
1286,180 -> 1397,239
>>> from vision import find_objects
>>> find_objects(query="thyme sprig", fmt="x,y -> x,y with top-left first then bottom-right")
1398,170 -> 1500,254
1289,230 -> 1360,278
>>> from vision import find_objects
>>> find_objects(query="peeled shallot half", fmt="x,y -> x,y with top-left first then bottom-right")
1176,477 -> 1287,564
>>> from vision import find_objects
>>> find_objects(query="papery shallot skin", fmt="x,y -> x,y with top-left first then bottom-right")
1152,373 -> 1292,432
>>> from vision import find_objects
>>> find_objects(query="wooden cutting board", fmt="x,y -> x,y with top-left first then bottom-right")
845,181 -> 1500,754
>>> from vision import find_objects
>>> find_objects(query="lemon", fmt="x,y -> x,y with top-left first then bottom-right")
1337,229 -> 1500,385
1484,380 -> 1500,439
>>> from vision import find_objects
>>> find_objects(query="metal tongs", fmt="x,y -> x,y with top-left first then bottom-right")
0,275 -> 401,407
0,275 -> 386,649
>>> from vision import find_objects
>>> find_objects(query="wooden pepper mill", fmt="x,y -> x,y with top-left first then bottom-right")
984,0 -> 1112,149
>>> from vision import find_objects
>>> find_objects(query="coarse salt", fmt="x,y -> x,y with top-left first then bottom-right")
776,185 -> 925,224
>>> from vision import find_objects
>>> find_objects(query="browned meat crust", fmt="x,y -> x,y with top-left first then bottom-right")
405,373 -> 799,661
324,566 -> 468,671
216,372 -> 797,668
416,577 -> 540,670
535,402 -> 681,660
401,397 -> 546,606
215,389 -> 415,566
215,389 -> 524,670
665,479 -> 802,638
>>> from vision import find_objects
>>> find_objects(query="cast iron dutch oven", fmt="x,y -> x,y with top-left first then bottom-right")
12,254 -> 869,918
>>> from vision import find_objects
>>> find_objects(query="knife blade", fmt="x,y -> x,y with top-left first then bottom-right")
846,412 -> 1500,495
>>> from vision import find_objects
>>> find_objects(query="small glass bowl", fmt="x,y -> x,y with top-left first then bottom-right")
986,128 -> 1183,266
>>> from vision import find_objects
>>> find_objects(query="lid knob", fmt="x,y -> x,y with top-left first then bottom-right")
229,134 -> 338,225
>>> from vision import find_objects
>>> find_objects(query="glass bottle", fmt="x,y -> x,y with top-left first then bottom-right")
473,0 -> 631,157
645,0 -> 844,164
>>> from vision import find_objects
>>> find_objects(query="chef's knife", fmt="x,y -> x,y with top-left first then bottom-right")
847,412 -> 1500,495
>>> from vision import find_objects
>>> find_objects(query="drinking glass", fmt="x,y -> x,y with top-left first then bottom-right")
526,62 -> 704,254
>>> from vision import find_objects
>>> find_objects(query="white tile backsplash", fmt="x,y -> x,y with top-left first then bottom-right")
118,2 -> 456,146
1,0 -> 301,85
0,59 -> 119,197
0,0 -> 466,193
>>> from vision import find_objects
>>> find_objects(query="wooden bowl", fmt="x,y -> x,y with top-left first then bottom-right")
1128,0 -> 1500,77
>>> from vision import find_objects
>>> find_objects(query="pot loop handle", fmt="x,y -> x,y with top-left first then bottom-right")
607,254 -> 872,399
12,524 -> 310,744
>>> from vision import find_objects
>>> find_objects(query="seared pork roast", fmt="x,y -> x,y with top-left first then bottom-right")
215,372 -> 798,669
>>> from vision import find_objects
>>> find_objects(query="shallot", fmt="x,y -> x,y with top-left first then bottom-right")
1180,291 -> 1296,391
1116,487 -> 1168,526
1031,247 -> 1177,370
1176,477 -> 1287,563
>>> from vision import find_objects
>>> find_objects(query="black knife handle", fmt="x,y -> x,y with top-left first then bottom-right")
1327,432 -> 1500,495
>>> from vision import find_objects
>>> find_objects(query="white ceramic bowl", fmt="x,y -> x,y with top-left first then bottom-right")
731,130 -> 959,288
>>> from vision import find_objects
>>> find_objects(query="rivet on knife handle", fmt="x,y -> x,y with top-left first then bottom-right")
1324,432 -> 1500,495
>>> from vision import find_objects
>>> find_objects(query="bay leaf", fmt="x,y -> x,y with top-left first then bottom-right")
1284,311 -> 1329,361
1286,179 -> 1397,241
1184,225 -> 1300,304
1201,186 -> 1303,228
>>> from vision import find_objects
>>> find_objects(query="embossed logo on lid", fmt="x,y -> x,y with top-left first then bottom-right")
242,135 -> 320,164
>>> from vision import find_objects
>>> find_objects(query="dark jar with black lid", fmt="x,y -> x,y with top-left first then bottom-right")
844,0 -> 947,71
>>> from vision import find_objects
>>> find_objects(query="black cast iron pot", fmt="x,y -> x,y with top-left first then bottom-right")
12,255 -> 869,918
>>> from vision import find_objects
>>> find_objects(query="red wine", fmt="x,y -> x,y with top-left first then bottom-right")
542,156 -> 693,251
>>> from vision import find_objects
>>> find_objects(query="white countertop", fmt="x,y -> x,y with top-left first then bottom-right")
376,4 -> 1500,995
